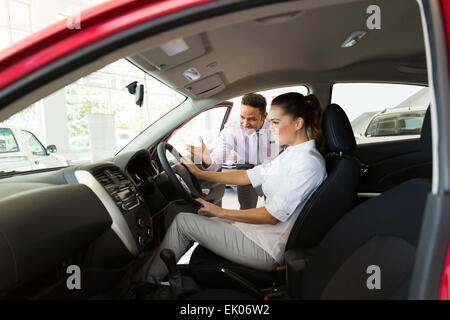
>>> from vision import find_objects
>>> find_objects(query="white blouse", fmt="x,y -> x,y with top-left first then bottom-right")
236,139 -> 327,264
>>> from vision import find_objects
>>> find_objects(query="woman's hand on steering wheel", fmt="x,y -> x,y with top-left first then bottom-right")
196,198 -> 225,218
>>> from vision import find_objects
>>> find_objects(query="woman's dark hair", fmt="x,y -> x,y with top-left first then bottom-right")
271,92 -> 325,155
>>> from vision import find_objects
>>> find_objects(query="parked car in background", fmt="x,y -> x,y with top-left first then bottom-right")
351,87 -> 430,144
355,106 -> 428,144
0,126 -> 66,172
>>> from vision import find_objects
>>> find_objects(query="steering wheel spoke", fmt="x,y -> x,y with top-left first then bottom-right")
157,142 -> 205,206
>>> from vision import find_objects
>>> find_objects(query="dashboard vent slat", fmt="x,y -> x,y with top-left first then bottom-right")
94,172 -> 111,186
109,168 -> 128,182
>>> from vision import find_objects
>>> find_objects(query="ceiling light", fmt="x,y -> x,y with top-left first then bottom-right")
183,67 -> 201,81
341,31 -> 367,48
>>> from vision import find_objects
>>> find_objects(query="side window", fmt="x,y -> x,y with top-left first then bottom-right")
228,85 -> 309,121
169,107 -> 230,154
365,112 -> 426,137
331,83 -> 430,144
20,130 -> 47,156
0,128 -> 19,153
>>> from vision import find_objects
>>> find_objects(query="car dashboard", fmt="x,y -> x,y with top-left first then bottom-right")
0,148 -> 172,299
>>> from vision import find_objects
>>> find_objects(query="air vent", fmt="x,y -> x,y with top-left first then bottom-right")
93,166 -> 141,213
108,168 -> 128,183
94,171 -> 111,187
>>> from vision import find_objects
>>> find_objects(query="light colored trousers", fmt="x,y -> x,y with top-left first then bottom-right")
138,212 -> 279,284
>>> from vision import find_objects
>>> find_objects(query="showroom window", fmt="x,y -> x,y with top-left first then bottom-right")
168,86 -> 309,165
227,85 -> 309,122
169,106 -> 231,158
0,0 -> 109,51
331,83 -> 430,144
0,58 -> 186,170
0,0 -> 32,49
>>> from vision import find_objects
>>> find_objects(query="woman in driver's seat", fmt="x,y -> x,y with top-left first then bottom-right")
143,92 -> 327,284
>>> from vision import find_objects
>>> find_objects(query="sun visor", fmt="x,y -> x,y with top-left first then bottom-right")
184,73 -> 225,97
136,34 -> 206,71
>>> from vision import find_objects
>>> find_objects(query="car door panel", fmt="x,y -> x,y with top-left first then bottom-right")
353,138 -> 432,193
168,103 -> 232,206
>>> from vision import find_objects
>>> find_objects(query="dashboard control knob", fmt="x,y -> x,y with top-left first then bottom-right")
137,217 -> 144,228
137,235 -> 144,246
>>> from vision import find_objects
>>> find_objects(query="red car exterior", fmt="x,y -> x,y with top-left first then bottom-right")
0,0 -> 214,90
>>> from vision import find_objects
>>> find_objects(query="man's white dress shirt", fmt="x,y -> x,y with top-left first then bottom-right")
206,118 -> 280,171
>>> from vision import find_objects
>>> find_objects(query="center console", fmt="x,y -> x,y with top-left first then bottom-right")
75,164 -> 153,257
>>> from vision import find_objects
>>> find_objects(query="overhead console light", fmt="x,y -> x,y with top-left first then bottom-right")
341,30 -> 367,48
183,67 -> 201,81
160,38 -> 189,56
185,73 -> 225,97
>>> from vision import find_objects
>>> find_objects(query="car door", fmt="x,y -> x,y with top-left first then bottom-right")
19,129 -> 53,169
331,83 -> 431,199
167,103 -> 232,206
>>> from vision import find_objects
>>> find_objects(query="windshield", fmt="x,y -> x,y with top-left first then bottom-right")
0,58 -> 185,173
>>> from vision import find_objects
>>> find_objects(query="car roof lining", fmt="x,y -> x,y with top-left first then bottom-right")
130,0 -> 426,100
0,0 -> 427,122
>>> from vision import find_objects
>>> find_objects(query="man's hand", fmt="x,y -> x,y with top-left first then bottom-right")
186,137 -> 212,167
196,198 -> 225,218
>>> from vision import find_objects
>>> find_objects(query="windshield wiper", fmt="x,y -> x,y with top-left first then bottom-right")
0,170 -> 17,178
0,167 -> 68,179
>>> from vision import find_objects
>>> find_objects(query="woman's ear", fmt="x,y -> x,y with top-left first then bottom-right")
295,117 -> 305,130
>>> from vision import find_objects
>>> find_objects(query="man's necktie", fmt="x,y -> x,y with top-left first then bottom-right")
256,131 -> 260,164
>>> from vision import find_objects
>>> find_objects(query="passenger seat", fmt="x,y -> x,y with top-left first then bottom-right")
286,178 -> 430,299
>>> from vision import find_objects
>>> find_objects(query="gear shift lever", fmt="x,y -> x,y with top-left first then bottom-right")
160,249 -> 180,278
160,249 -> 183,298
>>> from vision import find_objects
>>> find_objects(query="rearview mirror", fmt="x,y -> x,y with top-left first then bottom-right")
46,145 -> 57,154
126,81 -> 144,107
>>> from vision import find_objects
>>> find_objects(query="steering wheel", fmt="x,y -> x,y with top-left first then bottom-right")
157,141 -> 205,206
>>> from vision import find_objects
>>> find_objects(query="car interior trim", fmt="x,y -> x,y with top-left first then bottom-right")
74,169 -> 139,256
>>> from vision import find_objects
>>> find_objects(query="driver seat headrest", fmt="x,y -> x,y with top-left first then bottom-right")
322,104 -> 356,153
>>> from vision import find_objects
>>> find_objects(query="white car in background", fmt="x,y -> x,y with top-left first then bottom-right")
354,106 -> 428,145
0,126 -> 67,172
